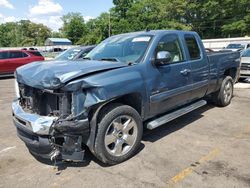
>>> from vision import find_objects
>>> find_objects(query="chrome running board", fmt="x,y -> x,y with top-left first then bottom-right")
147,100 -> 207,130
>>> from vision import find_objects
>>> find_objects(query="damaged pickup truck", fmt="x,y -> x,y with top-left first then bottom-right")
13,30 -> 240,165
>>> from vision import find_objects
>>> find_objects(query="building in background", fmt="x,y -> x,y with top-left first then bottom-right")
45,38 -> 72,46
44,38 -> 73,53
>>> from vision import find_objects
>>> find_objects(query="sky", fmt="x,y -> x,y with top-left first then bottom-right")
0,0 -> 114,31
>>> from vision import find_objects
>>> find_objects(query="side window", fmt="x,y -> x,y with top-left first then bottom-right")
78,49 -> 92,59
9,51 -> 25,59
29,51 -> 42,57
185,35 -> 201,60
155,34 -> 184,63
0,52 -> 9,59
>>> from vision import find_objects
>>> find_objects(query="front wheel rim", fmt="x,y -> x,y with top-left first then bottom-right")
104,115 -> 138,157
223,81 -> 233,103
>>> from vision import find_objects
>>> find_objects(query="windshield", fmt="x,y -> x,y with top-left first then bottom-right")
55,48 -> 81,60
242,49 -> 250,57
226,44 -> 244,49
85,34 -> 153,64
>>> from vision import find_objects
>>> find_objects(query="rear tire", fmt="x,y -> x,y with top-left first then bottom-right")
212,76 -> 234,107
93,103 -> 143,165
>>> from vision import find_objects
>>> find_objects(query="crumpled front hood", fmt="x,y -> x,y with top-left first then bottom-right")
15,60 -> 127,89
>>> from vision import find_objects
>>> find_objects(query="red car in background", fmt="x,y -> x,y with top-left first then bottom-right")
0,50 -> 44,77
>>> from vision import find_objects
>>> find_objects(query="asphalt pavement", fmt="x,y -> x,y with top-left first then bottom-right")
0,78 -> 250,188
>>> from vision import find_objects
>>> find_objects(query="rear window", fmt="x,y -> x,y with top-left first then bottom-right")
29,51 -> 43,57
185,35 -> 201,60
0,52 -> 9,59
226,44 -> 244,49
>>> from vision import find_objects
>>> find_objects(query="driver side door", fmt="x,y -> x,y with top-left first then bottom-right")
149,34 -> 193,116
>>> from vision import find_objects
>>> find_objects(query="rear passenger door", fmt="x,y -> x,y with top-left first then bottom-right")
149,34 -> 193,116
184,34 -> 209,100
8,51 -> 30,72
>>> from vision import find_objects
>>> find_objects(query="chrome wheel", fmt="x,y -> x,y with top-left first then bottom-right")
104,115 -> 138,157
223,81 -> 233,104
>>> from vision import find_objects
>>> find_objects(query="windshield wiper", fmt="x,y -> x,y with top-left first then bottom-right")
99,58 -> 119,62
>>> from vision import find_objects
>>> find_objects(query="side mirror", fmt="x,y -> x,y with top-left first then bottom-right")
154,51 -> 172,66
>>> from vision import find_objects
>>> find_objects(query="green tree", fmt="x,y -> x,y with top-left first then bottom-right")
78,13 -> 111,45
61,12 -> 87,44
0,20 -> 51,47
113,0 -> 134,18
0,22 -> 16,47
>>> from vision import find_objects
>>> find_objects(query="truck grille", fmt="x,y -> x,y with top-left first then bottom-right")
241,63 -> 250,70
18,84 -> 71,116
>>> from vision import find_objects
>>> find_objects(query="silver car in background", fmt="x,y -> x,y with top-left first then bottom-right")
240,48 -> 250,78
224,43 -> 250,52
55,45 -> 95,61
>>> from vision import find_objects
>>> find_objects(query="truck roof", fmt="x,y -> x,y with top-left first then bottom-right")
114,30 -> 197,37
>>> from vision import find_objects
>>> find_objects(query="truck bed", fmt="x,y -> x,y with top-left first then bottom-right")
207,51 -> 240,68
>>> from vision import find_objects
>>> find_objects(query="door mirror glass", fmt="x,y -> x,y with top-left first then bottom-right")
155,51 -> 172,66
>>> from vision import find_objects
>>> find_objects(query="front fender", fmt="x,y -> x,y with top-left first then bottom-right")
63,65 -> 147,111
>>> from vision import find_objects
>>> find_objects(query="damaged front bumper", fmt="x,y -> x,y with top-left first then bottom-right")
12,100 -> 90,162
12,100 -> 57,135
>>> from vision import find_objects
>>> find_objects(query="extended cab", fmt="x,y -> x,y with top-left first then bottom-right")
13,30 -> 240,165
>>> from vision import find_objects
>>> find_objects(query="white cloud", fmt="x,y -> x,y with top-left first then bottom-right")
30,16 -> 63,31
0,0 -> 95,31
3,16 -> 16,22
29,0 -> 63,16
0,13 -> 62,31
28,0 -> 63,31
84,16 -> 95,22
0,0 -> 14,9
0,14 -> 18,23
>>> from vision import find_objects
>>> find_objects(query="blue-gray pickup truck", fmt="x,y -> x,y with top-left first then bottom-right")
13,30 -> 240,165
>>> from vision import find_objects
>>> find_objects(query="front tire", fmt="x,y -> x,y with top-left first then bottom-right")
212,76 -> 234,107
94,103 -> 143,165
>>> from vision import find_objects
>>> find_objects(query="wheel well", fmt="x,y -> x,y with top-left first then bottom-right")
224,68 -> 237,81
86,93 -> 143,151
93,93 -> 143,121
110,93 -> 143,116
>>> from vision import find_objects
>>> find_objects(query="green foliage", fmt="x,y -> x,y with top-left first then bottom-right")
0,0 -> 250,47
78,0 -> 250,44
0,20 -> 51,47
60,12 -> 87,44
51,31 -> 63,38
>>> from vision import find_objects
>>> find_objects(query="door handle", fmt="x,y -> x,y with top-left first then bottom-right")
180,69 -> 191,76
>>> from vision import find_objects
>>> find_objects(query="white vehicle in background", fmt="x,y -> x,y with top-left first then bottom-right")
223,43 -> 250,52
240,48 -> 250,78
54,46 -> 95,61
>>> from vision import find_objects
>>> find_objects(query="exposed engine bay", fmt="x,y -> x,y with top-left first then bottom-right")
14,82 -> 90,163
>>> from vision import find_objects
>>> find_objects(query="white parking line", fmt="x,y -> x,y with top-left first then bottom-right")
0,146 -> 16,154
234,83 -> 250,89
